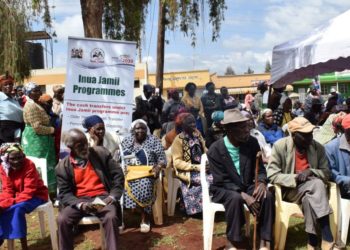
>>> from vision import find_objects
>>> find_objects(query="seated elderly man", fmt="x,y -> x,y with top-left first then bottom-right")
56,128 -> 124,250
325,114 -> 350,199
267,117 -> 338,250
208,109 -> 274,250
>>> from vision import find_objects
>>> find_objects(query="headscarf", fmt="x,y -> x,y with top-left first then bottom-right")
130,119 -> 151,135
25,82 -> 39,95
341,114 -> 350,130
0,143 -> 24,176
332,112 -> 346,133
211,111 -> 224,123
82,115 -> 104,131
175,112 -> 192,127
261,108 -> 272,118
0,72 -> 14,86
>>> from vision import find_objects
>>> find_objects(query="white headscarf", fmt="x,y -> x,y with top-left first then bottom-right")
130,119 -> 151,135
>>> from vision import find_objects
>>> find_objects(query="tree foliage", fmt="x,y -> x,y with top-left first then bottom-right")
265,59 -> 271,73
165,0 -> 227,46
0,0 -> 51,81
244,67 -> 254,74
225,66 -> 235,75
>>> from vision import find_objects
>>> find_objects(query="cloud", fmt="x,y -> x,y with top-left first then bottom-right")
222,35 -> 255,50
50,0 -> 81,17
53,14 -> 84,43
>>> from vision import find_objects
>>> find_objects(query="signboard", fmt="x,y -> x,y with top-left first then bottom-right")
61,37 -> 136,154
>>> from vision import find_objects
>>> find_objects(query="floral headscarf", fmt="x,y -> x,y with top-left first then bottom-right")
0,143 -> 24,176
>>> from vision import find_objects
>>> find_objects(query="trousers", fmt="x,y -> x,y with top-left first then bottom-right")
283,178 -> 332,234
212,184 -> 275,242
57,201 -> 120,250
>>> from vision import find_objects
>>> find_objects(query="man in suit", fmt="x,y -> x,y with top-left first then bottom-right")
208,108 -> 274,250
56,128 -> 124,250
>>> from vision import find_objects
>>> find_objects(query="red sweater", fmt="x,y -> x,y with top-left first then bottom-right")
74,161 -> 106,198
0,158 -> 48,209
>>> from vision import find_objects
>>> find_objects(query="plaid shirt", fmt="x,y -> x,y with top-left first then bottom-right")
23,101 -> 54,135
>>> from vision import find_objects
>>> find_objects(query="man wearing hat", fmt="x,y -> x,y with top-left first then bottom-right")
325,114 -> 350,200
208,108 -> 274,250
268,117 -> 336,250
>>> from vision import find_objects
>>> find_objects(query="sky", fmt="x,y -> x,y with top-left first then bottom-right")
35,0 -> 350,75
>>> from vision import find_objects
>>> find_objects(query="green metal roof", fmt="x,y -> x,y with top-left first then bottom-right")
293,72 -> 350,85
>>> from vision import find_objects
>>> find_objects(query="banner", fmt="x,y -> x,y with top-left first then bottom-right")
61,37 -> 136,155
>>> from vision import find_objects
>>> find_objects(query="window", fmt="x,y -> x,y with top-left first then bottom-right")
321,85 -> 330,95
339,83 -> 348,94
134,80 -> 140,88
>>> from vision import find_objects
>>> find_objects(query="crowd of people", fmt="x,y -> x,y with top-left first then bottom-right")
1,71 -> 350,250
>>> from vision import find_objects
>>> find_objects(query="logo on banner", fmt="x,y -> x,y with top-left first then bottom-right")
90,48 -> 105,63
71,48 -> 83,59
112,54 -> 134,66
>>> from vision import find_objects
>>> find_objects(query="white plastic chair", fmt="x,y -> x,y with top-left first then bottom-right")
201,154 -> 250,250
7,156 -> 58,250
166,166 -> 181,216
336,186 -> 350,247
274,182 -> 338,250
78,216 -> 106,250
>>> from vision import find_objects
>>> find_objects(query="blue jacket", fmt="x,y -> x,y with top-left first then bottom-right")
257,122 -> 283,145
325,135 -> 350,196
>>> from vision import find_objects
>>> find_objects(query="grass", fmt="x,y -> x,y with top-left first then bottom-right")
2,208 -> 350,249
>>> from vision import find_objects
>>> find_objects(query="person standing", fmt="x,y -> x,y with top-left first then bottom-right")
201,82 -> 222,128
181,82 -> 206,135
52,85 -> 64,117
220,87 -> 237,110
0,73 -> 24,144
21,83 -> 56,195
56,129 -> 124,250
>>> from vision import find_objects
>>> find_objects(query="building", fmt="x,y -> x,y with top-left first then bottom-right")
23,63 -> 149,97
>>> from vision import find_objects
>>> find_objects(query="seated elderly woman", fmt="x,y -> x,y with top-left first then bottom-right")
82,115 -> 119,159
0,143 -> 48,249
171,113 -> 212,215
121,119 -> 166,233
21,83 -> 56,195
258,108 -> 284,145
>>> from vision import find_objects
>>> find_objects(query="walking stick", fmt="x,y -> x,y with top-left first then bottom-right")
253,151 -> 262,250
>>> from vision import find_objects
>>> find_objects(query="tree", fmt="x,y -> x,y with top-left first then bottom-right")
0,0 -> 51,81
265,60 -> 271,73
225,66 -> 235,75
79,0 -> 150,47
156,0 -> 227,93
244,67 -> 254,74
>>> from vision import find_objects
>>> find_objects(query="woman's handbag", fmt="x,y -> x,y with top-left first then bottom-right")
125,165 -> 156,207
125,165 -> 154,181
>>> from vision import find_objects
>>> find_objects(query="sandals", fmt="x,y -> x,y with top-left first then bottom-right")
140,222 -> 151,233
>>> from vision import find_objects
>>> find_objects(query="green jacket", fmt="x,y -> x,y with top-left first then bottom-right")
267,136 -> 330,188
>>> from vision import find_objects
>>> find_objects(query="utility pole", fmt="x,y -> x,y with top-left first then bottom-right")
155,0 -> 166,95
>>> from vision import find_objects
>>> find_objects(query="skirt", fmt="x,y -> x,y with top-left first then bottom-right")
180,172 -> 213,215
21,125 -> 57,194
124,177 -> 155,214
0,197 -> 45,239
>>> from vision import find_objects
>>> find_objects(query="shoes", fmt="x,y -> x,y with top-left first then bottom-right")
225,241 -> 246,250
118,222 -> 125,234
321,240 -> 342,250
140,222 -> 151,233
307,244 -> 317,250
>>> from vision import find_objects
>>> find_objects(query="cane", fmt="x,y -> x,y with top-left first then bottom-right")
253,151 -> 262,250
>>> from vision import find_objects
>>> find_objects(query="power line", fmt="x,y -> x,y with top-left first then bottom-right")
146,0 -> 156,63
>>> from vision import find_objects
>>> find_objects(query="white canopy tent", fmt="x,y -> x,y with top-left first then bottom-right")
271,9 -> 350,88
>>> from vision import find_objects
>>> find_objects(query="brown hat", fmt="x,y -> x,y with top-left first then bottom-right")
221,108 -> 249,125
288,117 -> 315,133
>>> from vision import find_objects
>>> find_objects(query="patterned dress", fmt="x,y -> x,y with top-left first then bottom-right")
179,133 -> 213,215
121,134 -> 166,214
